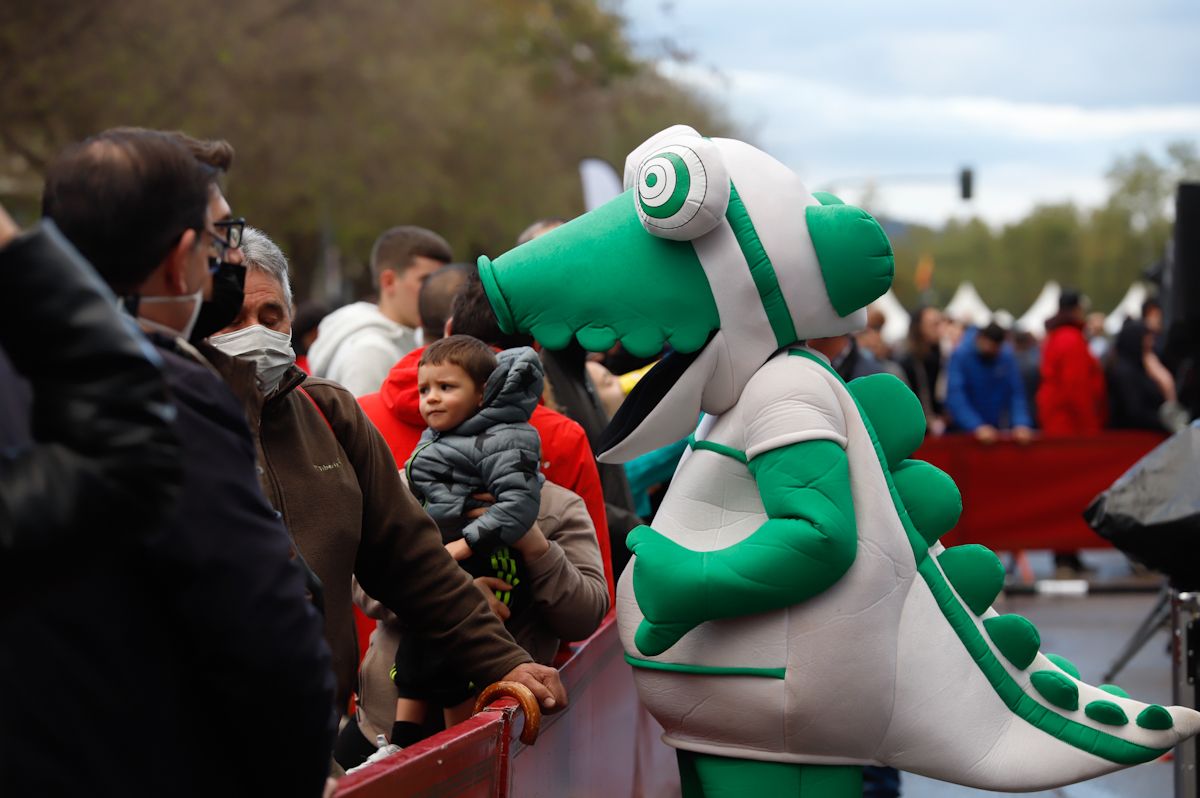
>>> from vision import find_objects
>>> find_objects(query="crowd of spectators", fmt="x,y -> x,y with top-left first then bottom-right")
850,292 -> 1188,443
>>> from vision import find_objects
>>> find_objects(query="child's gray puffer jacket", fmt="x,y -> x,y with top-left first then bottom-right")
407,346 -> 545,550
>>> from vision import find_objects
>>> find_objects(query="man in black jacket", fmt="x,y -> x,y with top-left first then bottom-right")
0,129 -> 336,797
0,206 -> 180,550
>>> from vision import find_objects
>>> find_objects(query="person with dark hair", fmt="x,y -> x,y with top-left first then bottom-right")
945,321 -> 1034,444
28,129 -> 337,797
1142,297 -> 1164,337
808,333 -> 904,384
897,306 -> 948,434
418,262 -> 474,343
157,129 -> 249,345
1036,289 -> 1106,436
293,299 -> 330,373
309,225 -> 453,395
446,270 -> 538,350
1012,328 -> 1042,427
42,130 -> 215,297
1108,319 -> 1179,430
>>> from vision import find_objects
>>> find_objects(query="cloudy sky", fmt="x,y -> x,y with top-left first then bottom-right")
621,0 -> 1199,227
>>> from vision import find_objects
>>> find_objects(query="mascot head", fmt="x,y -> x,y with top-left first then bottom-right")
479,125 -> 894,461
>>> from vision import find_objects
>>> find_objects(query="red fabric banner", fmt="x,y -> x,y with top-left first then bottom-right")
917,431 -> 1164,552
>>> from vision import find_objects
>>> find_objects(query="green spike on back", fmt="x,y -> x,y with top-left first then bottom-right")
811,192 -> 845,206
846,375 -> 924,468
891,460 -> 962,546
1138,705 -> 1174,730
806,204 -> 894,317
1045,653 -> 1081,680
1031,670 -> 1079,711
1099,684 -> 1130,699
938,545 -> 1004,616
984,614 -> 1041,670
1086,700 -> 1129,726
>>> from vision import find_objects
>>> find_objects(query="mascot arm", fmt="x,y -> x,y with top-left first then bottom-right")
629,438 -> 856,656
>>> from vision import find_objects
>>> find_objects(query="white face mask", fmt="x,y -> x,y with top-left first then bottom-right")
138,287 -> 205,341
208,324 -> 297,394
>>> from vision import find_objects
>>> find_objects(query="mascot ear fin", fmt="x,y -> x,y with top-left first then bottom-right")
806,203 -> 894,317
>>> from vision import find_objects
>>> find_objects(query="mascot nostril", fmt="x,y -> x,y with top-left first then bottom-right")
479,125 -> 1200,797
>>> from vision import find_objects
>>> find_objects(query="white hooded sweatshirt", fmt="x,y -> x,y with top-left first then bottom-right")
307,301 -> 420,396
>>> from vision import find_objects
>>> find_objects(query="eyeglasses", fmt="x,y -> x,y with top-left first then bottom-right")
213,217 -> 246,250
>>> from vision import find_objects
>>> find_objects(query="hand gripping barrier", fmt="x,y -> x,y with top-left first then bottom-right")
473,681 -> 541,745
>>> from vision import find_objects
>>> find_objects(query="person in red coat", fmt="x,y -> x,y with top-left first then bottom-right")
1036,290 -> 1107,436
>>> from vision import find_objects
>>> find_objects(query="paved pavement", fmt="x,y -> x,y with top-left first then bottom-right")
902,550 -> 1178,797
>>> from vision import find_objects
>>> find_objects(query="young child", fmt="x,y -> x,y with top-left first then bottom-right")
393,334 -> 544,746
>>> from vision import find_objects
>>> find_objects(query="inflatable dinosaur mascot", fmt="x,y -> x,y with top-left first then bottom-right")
478,125 -> 1200,795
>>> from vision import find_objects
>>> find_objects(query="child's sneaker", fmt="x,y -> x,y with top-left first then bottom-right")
345,735 -> 402,775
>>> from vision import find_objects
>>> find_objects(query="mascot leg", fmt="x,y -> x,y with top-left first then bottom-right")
678,751 -> 862,798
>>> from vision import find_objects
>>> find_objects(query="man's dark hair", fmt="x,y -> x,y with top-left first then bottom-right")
980,322 -> 1007,344
157,129 -> 235,172
292,300 -> 330,355
448,273 -> 534,349
420,334 -> 497,390
1058,289 -> 1082,311
1142,297 -> 1162,318
107,127 -> 235,173
418,263 -> 475,342
42,128 -> 214,293
907,306 -> 937,355
369,226 -> 453,284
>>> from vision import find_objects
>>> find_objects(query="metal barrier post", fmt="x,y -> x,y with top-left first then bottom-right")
1174,591 -> 1199,798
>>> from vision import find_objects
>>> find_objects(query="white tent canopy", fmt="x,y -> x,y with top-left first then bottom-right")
944,282 -> 991,328
1015,281 -> 1061,336
871,289 -> 910,345
1104,282 -> 1149,336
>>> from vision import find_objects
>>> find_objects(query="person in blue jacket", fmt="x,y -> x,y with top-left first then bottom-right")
945,322 -> 1034,444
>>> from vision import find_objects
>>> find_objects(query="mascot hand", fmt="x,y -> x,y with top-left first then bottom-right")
628,524 -> 707,655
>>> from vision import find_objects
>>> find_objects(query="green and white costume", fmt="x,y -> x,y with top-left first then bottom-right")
478,125 -> 1200,795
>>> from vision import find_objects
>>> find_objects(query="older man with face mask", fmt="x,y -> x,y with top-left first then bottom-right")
208,228 -> 569,739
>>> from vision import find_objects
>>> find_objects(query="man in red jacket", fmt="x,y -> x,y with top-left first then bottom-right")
359,275 -> 615,608
1036,290 -> 1107,436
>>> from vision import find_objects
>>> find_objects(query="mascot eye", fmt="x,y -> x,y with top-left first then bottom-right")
633,138 -> 729,241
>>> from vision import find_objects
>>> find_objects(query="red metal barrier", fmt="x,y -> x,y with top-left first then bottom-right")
917,431 -> 1164,552
337,613 -> 678,798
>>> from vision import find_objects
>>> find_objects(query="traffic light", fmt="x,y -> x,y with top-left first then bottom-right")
959,167 -> 973,201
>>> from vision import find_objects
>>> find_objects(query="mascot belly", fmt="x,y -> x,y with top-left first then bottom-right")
478,124 -> 1200,796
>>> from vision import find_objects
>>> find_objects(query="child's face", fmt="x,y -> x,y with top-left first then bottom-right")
417,362 -> 484,432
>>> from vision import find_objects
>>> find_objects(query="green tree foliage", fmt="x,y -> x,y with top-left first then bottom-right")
0,0 -> 729,299
891,142 -> 1199,315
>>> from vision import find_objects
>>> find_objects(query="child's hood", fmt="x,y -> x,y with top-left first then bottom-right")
455,346 -> 544,435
